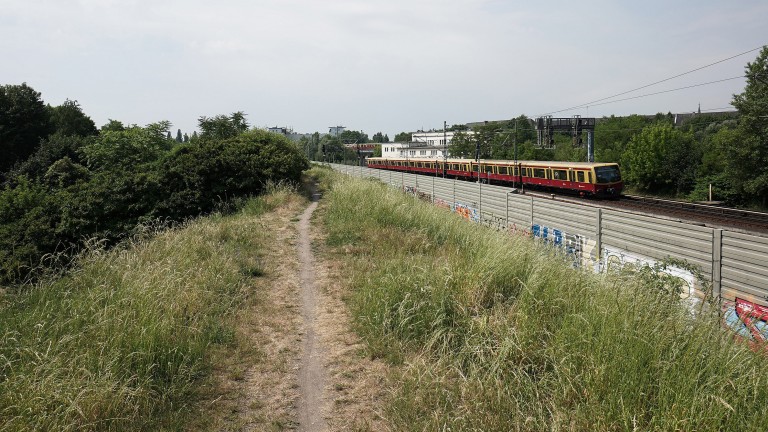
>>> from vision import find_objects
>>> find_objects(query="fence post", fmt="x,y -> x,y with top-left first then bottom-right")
712,229 -> 723,303
506,193 -> 509,228
596,208 -> 603,263
432,176 -> 435,204
453,178 -> 457,213
529,196 -> 534,229
478,181 -> 482,223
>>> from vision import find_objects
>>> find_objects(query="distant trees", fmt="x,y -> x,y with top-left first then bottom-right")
718,46 -> 768,206
198,111 -> 249,140
621,123 -> 698,194
338,130 -> 368,143
394,132 -> 411,142
49,99 -> 98,137
448,116 -> 542,161
371,132 -> 389,143
0,83 -> 54,172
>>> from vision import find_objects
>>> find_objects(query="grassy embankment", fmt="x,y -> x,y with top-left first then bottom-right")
319,170 -> 768,431
0,187 -> 296,431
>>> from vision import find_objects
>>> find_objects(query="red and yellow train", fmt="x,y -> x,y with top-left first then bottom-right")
366,157 -> 623,198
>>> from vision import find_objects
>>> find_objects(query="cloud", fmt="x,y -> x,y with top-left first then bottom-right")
1,0 -> 764,136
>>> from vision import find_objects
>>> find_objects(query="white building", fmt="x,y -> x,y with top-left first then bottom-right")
381,130 -> 471,159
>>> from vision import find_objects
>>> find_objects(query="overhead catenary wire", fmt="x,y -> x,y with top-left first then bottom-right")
541,45 -> 766,116
571,76 -> 745,109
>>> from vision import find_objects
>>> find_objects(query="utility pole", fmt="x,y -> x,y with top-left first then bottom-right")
443,120 -> 447,177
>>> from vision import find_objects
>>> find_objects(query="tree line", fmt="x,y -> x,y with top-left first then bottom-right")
0,85 -> 309,284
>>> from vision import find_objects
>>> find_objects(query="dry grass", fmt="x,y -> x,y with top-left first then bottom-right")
0,187 -> 295,431
320,173 -> 768,431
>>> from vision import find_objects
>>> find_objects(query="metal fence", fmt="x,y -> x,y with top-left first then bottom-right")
327,163 -> 768,335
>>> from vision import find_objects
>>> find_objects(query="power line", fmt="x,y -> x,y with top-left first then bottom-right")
575,76 -> 745,109
542,45 -> 766,116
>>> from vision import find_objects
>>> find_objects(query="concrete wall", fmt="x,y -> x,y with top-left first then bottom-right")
329,163 -> 768,342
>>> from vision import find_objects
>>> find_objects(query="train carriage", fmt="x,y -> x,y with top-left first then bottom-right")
366,157 -> 623,198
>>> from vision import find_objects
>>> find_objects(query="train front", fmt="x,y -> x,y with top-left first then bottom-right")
593,164 -> 623,197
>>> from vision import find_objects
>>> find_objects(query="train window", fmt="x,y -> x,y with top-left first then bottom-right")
587,172 -> 592,183
533,168 -> 546,178
499,166 -> 508,175
553,169 -> 568,180
595,165 -> 622,183
473,165 -> 479,172
577,171 -> 584,182
486,166 -> 494,174
451,164 -> 459,170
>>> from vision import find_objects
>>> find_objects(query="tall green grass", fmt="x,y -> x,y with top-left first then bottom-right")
0,187 -> 294,431
321,175 -> 768,431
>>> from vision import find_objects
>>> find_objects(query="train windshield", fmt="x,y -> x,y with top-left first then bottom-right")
594,165 -> 621,183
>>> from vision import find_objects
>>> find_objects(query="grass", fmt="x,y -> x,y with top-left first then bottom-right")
0,185 -> 295,431
319,173 -> 768,431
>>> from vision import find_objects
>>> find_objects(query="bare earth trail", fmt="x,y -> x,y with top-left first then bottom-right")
296,199 -> 327,432
198,192 -> 389,431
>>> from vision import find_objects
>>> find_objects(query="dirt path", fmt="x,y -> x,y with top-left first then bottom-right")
195,192 -> 389,431
296,199 -> 327,432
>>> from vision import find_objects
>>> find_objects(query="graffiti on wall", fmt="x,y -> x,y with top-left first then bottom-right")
453,202 -> 480,222
531,223 -> 598,269
723,298 -> 768,344
603,247 -> 697,301
481,212 -> 508,231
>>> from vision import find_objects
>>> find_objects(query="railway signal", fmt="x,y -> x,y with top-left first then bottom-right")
536,115 -> 596,162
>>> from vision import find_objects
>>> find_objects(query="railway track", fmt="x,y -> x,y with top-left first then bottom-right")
606,194 -> 768,233
515,190 -> 768,233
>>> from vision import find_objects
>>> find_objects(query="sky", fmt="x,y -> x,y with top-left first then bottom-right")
1,0 -> 766,138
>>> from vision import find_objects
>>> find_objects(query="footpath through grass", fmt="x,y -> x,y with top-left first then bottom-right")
0,187 -> 295,431
319,171 -> 768,431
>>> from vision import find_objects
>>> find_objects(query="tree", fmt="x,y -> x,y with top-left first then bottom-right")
0,83 -> 54,172
7,133 -> 91,182
48,99 -> 97,137
317,135 -> 348,162
338,130 -> 368,143
101,119 -> 126,132
371,132 -> 386,143
183,133 -> 189,143
198,111 -> 249,140
722,46 -> 768,206
176,129 -> 183,143
155,129 -> 309,219
394,132 -> 411,142
448,131 -> 475,158
621,123 -> 698,194
594,115 -> 655,163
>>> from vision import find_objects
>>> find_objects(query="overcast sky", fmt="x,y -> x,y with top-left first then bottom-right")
2,0 -> 766,137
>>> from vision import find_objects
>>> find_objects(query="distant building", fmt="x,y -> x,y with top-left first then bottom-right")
329,126 -> 346,137
380,130 -> 469,159
267,126 -> 313,142
268,126 -> 289,135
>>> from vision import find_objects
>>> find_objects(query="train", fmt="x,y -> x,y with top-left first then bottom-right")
366,157 -> 624,198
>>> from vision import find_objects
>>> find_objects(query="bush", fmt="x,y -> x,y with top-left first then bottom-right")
0,125 -> 309,284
